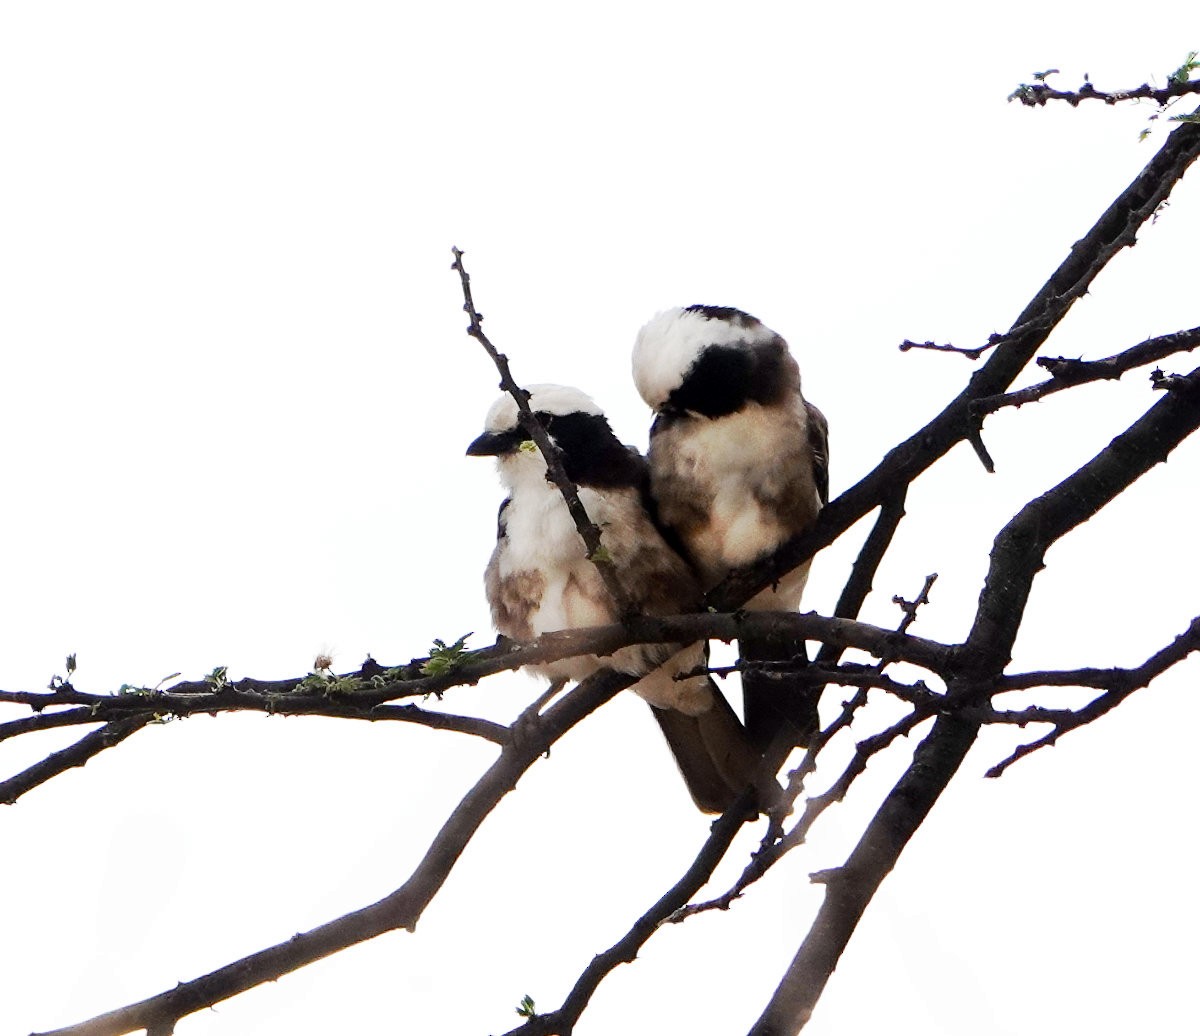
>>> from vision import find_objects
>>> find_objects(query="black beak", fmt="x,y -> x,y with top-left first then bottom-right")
466,428 -> 525,457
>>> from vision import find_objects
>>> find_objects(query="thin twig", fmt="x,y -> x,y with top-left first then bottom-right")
450,247 -> 633,616
971,326 -> 1200,417
891,573 -> 938,636
693,661 -> 939,707
898,336 -> 1002,360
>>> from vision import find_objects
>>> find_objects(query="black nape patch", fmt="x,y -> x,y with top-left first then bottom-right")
685,304 -> 759,328
665,338 -> 790,418
535,411 -> 643,489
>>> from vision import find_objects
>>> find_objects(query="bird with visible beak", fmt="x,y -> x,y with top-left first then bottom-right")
467,384 -> 764,814
632,305 -> 829,750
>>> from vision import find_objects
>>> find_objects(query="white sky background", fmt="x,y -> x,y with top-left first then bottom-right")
3,3 -> 1199,1034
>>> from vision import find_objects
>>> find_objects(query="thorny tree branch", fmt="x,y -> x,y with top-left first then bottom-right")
16,102 -> 1200,1036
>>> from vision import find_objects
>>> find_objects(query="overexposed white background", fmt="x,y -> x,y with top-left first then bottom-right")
3,4 -> 1198,1034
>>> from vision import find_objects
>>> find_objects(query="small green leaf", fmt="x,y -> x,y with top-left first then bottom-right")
420,633 -> 474,676
588,545 -> 613,565
1169,50 -> 1199,85
515,995 -> 537,1018
518,439 -> 538,453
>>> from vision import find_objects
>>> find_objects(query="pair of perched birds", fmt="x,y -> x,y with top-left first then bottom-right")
467,305 -> 828,813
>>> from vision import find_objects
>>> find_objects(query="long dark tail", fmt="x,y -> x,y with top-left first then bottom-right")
649,684 -> 767,814
740,629 -> 819,752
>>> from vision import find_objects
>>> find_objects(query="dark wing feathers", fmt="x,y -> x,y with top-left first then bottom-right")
805,400 -> 830,506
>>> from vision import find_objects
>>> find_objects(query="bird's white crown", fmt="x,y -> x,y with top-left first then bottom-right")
484,383 -> 603,433
631,307 -> 776,411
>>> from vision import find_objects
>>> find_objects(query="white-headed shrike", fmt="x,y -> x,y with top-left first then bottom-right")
467,384 -> 763,814
632,306 -> 829,750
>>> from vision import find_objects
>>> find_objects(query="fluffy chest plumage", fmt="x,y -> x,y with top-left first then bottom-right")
651,400 -> 819,588
495,480 -> 616,635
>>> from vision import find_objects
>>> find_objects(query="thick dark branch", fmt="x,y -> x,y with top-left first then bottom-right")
0,707 -> 105,741
0,718 -> 153,805
986,614 -> 1200,777
31,669 -> 636,1036
971,326 -> 1200,416
450,247 -> 632,615
711,118 -> 1200,612
1009,78 -> 1200,108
